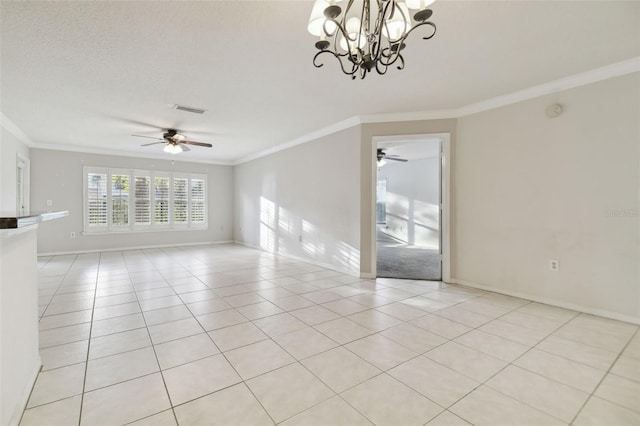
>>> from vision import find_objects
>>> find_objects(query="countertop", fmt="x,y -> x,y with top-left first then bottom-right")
0,211 -> 69,229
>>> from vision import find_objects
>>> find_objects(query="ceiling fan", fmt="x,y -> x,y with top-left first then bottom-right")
132,129 -> 212,154
377,149 -> 408,166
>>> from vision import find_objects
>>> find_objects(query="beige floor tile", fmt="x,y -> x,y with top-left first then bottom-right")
237,301 -> 284,320
85,347 -> 159,391
155,333 -> 220,369
81,373 -> 171,426
425,410 -> 472,426
313,317 -> 374,344
479,319 -> 550,346
347,309 -> 402,332
434,306 -> 493,328
93,292 -> 137,308
499,310 -> 565,333
90,313 -> 145,338
271,295 -> 315,311
486,365 -> 589,422
38,310 -> 92,331
450,385 -> 565,426
254,312 -> 308,336
174,383 -> 273,426
381,323 -> 447,353
553,323 -> 633,353
375,302 -> 428,321
226,339 -> 295,379
39,323 -> 91,348
20,395 -> 81,426
536,335 -> 619,370
89,328 -> 152,359
516,302 -> 578,323
303,289 -> 344,304
163,354 -> 242,406
425,341 -> 507,382
302,347 -> 380,393
341,374 -> 442,426
281,396 -> 372,426
347,294 -> 394,308
611,355 -> 640,382
290,305 -> 341,326
321,298 -> 369,316
574,396 -> 640,426
143,305 -> 193,326
178,289 -> 218,304
411,314 -> 472,339
246,363 -> 334,423
27,363 -> 86,408
389,356 -> 479,408
127,410 -> 177,426
185,298 -> 231,316
40,340 -> 88,371
569,314 -> 638,338
345,333 -> 418,370
223,292 -> 266,307
454,330 -> 529,362
272,327 -> 338,360
208,322 -> 268,352
92,302 -> 141,321
195,309 -> 248,331
594,373 -> 640,413
514,348 -> 607,393
148,317 -> 205,344
135,287 -> 176,301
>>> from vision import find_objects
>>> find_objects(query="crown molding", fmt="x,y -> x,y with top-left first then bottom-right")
234,56 -> 639,164
1,113 -> 35,147
457,56 -> 640,117
234,115 -> 362,165
29,143 -> 234,166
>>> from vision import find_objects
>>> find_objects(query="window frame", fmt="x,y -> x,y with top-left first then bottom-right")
83,166 -> 208,234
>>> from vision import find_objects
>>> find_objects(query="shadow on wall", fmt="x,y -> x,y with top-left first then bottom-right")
382,191 -> 439,250
258,196 -> 360,274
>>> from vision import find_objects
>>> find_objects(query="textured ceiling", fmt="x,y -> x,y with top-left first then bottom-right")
1,1 -> 639,163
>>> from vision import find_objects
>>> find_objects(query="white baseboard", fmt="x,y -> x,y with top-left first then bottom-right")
450,278 -> 640,325
8,360 -> 41,426
37,240 -> 234,257
234,240 -> 360,278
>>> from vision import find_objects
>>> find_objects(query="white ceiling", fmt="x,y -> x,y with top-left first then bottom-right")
1,1 -> 638,164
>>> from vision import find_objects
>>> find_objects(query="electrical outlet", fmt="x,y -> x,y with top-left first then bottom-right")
46,200 -> 53,207
70,232 -> 76,239
549,259 -> 560,272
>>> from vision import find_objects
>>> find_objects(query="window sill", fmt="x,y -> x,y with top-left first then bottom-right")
82,226 -> 208,236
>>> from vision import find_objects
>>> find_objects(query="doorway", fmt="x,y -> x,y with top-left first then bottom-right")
375,138 -> 442,280
16,154 -> 29,216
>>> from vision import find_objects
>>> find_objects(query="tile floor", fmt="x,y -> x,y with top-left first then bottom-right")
20,244 -> 640,426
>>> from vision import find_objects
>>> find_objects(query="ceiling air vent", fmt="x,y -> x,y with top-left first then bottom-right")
173,104 -> 207,115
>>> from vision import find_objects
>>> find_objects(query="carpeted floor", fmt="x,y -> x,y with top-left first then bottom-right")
376,228 -> 441,280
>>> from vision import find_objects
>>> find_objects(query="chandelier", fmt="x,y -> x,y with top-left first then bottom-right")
308,0 -> 437,79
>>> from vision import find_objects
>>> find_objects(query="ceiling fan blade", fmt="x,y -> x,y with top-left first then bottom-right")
132,134 -> 164,140
141,142 -> 166,146
180,144 -> 190,152
182,140 -> 213,148
387,157 -> 408,162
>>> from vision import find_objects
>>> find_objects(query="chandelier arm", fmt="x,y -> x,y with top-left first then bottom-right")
404,21 -> 437,41
313,50 -> 359,77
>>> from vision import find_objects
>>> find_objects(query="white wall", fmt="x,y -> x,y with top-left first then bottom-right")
0,126 -> 30,214
30,149 -> 234,254
234,126 -> 361,276
378,155 -> 440,249
455,72 -> 640,322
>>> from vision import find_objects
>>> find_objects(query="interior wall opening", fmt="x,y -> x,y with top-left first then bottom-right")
375,138 -> 442,280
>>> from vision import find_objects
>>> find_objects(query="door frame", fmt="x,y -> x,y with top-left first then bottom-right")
370,133 -> 451,282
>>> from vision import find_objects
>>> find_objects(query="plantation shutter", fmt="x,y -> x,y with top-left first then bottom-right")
154,176 -> 170,225
87,172 -> 107,228
134,175 -> 151,226
173,178 -> 188,224
190,178 -> 205,225
111,173 -> 129,227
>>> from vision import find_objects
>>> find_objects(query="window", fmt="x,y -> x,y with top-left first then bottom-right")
84,167 -> 207,233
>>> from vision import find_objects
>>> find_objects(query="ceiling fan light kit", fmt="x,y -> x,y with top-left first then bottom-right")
308,0 -> 437,79
132,128 -> 213,155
